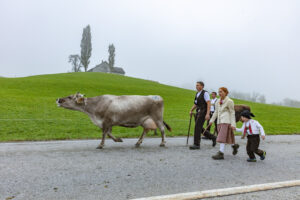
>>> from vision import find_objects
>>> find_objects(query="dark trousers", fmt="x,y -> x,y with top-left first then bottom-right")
194,112 -> 215,146
207,112 -> 218,135
247,135 -> 264,159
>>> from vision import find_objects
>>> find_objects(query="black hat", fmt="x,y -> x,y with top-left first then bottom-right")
241,110 -> 255,119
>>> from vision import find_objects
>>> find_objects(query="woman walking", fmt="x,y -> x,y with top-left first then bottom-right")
209,87 -> 239,160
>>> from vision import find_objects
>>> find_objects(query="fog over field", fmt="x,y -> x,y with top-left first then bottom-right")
0,0 -> 299,102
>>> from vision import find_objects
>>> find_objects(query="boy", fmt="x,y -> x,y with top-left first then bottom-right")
236,110 -> 266,162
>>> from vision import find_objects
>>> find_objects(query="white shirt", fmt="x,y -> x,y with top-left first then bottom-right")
194,90 -> 210,104
210,98 -> 218,112
236,119 -> 265,136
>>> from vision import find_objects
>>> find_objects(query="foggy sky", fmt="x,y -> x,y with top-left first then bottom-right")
0,0 -> 299,102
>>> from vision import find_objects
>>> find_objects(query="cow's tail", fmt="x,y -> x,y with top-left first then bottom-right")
163,121 -> 172,132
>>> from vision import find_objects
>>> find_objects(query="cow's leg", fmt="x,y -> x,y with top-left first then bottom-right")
157,121 -> 166,147
136,118 -> 156,147
96,126 -> 111,149
135,128 -> 149,147
97,129 -> 107,149
107,132 -> 123,142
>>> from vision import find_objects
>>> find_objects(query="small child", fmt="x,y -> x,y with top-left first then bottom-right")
236,110 -> 266,162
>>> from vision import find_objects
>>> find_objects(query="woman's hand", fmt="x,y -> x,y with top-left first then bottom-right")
209,122 -> 213,126
261,135 -> 265,140
189,110 -> 193,117
231,126 -> 236,131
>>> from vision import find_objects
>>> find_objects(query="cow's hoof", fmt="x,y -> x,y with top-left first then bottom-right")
96,145 -> 104,149
135,143 -> 141,148
115,138 -> 123,142
159,143 -> 166,147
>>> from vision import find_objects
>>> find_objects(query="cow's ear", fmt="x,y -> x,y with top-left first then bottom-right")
76,97 -> 85,104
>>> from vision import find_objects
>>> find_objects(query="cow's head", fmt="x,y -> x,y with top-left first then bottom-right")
56,92 -> 86,110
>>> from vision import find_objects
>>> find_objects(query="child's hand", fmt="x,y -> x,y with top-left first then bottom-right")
261,135 -> 265,140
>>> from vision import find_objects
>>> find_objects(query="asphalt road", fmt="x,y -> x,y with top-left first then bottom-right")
0,135 -> 300,200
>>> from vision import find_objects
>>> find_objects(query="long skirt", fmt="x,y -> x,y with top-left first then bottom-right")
216,123 -> 235,144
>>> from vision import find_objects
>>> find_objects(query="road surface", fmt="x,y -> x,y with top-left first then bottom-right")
1,135 -> 300,200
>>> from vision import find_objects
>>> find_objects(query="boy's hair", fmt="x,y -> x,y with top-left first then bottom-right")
212,92 -> 217,95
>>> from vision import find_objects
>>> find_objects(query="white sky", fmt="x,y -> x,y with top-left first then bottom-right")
0,0 -> 299,102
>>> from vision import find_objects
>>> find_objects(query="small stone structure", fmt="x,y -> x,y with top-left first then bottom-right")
88,61 -> 125,75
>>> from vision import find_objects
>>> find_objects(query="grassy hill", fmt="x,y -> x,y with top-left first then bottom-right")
0,72 -> 299,142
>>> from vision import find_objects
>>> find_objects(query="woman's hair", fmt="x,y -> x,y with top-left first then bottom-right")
219,87 -> 229,96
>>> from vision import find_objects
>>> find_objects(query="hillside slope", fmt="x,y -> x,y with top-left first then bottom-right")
0,72 -> 299,141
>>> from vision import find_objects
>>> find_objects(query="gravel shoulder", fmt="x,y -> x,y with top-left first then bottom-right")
0,135 -> 300,200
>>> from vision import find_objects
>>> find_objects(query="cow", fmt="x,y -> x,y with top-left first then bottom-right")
234,104 -> 251,122
56,92 -> 172,149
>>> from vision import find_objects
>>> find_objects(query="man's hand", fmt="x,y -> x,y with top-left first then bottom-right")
189,110 -> 193,117
209,122 -> 213,126
205,114 -> 210,121
231,126 -> 236,131
261,135 -> 265,140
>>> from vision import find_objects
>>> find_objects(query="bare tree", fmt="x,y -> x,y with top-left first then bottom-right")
108,44 -> 115,69
282,98 -> 300,108
257,95 -> 266,104
230,90 -> 267,103
250,92 -> 260,102
80,25 -> 92,72
68,54 -> 82,72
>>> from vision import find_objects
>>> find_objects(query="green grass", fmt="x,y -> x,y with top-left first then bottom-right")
0,72 -> 299,141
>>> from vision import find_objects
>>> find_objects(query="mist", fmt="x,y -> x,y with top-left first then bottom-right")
1,0 -> 299,102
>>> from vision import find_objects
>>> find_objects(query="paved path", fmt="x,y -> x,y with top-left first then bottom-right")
0,136 -> 300,200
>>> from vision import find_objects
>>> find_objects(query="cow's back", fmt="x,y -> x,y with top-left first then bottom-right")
95,95 -> 164,126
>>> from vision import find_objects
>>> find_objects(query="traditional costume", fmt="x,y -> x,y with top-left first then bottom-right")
190,90 -> 217,149
236,110 -> 266,162
206,97 -> 218,135
210,96 -> 239,159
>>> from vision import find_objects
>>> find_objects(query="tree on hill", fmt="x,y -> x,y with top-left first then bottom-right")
108,44 -> 115,69
68,54 -> 82,72
80,25 -> 92,72
257,95 -> 266,104
230,90 -> 267,103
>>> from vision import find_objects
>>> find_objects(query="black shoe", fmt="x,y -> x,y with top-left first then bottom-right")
260,151 -> 266,160
232,144 -> 239,155
212,137 -> 217,147
212,151 -> 224,160
247,158 -> 257,162
189,145 -> 200,150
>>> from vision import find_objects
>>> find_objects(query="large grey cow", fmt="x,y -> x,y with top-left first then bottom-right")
56,92 -> 172,149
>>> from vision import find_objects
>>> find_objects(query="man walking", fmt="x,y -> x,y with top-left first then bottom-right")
189,81 -> 217,150
207,91 -> 218,135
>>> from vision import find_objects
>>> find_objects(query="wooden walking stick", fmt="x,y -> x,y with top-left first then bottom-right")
201,123 -> 212,135
186,114 -> 193,145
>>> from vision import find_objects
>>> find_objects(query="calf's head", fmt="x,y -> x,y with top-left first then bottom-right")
56,92 -> 86,110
